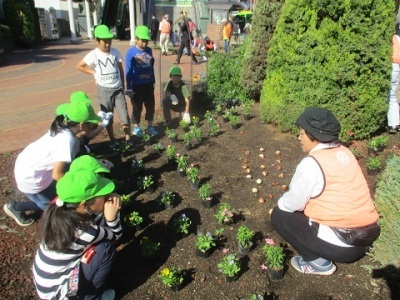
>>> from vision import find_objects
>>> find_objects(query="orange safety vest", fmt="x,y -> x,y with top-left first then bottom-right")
223,22 -> 232,40
392,35 -> 400,64
160,20 -> 171,34
304,146 -> 379,228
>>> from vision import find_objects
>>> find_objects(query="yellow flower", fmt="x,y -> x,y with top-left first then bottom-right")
161,268 -> 170,276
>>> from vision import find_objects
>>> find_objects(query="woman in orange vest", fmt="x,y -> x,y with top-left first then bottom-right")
270,107 -> 380,275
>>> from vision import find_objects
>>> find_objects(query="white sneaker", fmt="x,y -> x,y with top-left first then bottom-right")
101,289 -> 115,300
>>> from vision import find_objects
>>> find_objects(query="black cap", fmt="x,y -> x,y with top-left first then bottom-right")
296,107 -> 341,142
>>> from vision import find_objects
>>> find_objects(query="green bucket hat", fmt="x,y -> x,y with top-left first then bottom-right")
170,66 -> 182,76
58,101 -> 101,124
69,155 -> 110,174
70,91 -> 92,104
94,25 -> 114,39
57,169 -> 115,203
135,25 -> 150,40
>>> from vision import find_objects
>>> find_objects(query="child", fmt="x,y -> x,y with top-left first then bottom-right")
125,25 -> 159,137
162,66 -> 191,126
33,169 -> 122,299
172,29 -> 180,47
4,100 -> 101,227
76,24 -> 133,151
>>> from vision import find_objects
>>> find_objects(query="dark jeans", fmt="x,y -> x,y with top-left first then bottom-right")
176,39 -> 198,63
78,241 -> 116,300
150,30 -> 158,43
130,83 -> 155,125
15,180 -> 58,212
271,207 -> 369,263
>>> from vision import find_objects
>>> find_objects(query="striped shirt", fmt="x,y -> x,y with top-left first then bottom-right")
33,214 -> 122,299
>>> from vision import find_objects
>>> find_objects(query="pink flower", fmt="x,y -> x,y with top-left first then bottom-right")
222,248 -> 229,254
221,209 -> 227,216
224,218 -> 230,223
265,238 -> 275,245
260,264 -> 268,270
229,212 -> 233,217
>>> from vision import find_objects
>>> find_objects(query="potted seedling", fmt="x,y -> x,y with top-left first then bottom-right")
192,115 -> 200,127
159,267 -> 184,291
229,115 -> 240,130
166,145 -> 177,165
152,143 -> 164,155
218,253 -> 241,282
165,128 -> 178,143
179,119 -> 190,132
366,155 -> 382,176
368,135 -> 389,155
243,101 -> 252,120
216,104 -> 224,116
175,154 -> 188,176
173,213 -> 192,236
142,132 -> 152,146
131,158 -> 146,177
158,191 -> 175,210
196,231 -> 216,258
209,122 -> 220,137
237,225 -> 255,255
183,132 -> 192,150
214,203 -> 235,224
262,238 -> 285,281
186,165 -> 200,190
120,194 -> 132,207
229,106 -> 238,116
124,210 -> 143,231
141,175 -> 155,193
140,236 -> 161,258
190,125 -> 203,144
204,110 -> 214,125
222,110 -> 231,123
198,183 -> 213,208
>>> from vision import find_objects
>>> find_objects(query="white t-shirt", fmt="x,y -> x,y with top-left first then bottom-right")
14,130 -> 79,194
83,47 -> 123,88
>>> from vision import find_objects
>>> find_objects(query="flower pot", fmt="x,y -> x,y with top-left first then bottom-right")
147,185 -> 155,193
237,241 -> 252,256
367,168 -> 380,176
201,197 -> 213,208
177,169 -> 186,177
196,248 -> 211,258
268,267 -> 284,282
231,124 -> 239,130
243,114 -> 251,121
166,157 -> 176,166
184,143 -> 191,151
189,180 -> 200,190
170,136 -> 178,143
164,202 -> 174,210
196,137 -> 203,145
225,275 -> 238,282
170,282 -> 183,292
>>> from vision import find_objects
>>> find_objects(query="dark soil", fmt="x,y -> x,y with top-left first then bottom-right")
0,101 -> 399,300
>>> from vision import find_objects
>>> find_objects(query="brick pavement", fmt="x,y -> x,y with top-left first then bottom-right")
0,38 -> 206,153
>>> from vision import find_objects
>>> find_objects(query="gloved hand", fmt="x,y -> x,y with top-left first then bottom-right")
182,112 -> 191,123
97,111 -> 113,128
99,159 -> 114,169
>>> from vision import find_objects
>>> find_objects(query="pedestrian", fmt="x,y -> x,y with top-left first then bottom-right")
76,24 -> 133,151
125,25 -> 158,137
388,25 -> 400,134
159,15 -> 171,55
221,18 -> 233,54
174,11 -> 199,65
32,169 -> 122,299
149,14 -> 159,46
172,29 -> 180,47
162,66 -> 191,126
3,99 -> 101,226
200,36 -> 217,56
270,107 -> 380,275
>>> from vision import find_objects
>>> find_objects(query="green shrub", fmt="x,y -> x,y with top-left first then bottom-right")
260,0 -> 394,139
369,155 -> 400,267
0,25 -> 14,51
241,0 -> 284,101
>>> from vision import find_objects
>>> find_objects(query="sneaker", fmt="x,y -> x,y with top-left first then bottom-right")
146,126 -> 159,136
388,126 -> 397,134
101,289 -> 115,300
109,139 -> 120,151
174,61 -> 180,64
3,203 -> 34,227
125,140 -> 135,151
132,126 -> 143,137
290,256 -> 336,275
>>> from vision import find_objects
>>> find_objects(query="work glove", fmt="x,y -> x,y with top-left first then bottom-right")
97,111 -> 113,128
182,112 -> 191,123
99,159 -> 114,169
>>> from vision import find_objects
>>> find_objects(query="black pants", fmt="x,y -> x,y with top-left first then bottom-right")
130,83 -> 155,125
271,207 -> 369,263
150,30 -> 158,43
176,39 -> 198,63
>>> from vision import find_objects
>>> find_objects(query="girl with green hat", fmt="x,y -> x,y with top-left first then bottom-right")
33,169 -> 121,300
3,99 -> 101,227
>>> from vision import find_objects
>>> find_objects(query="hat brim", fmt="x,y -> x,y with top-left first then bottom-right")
96,33 -> 114,39
137,33 -> 151,40
56,103 -> 69,116
91,177 -> 115,199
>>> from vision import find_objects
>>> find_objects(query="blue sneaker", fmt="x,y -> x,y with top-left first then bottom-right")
132,126 -> 143,137
291,256 -> 336,275
146,126 -> 159,136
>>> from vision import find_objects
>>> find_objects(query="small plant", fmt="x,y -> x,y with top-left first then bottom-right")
166,145 -> 177,159
120,194 -> 132,206
216,104 -> 224,115
190,126 -> 202,139
196,231 -> 216,253
143,132 -> 152,143
140,236 -> 160,257
229,106 -> 238,116
262,238 -> 285,270
183,132 -> 192,145
204,110 -> 214,124
367,155 -> 382,170
218,253 -> 241,277
229,115 -> 239,126
222,110 -> 231,121
368,135 -> 389,149
237,225 -> 254,248
159,267 -> 184,288
243,101 -> 252,115
214,203 -> 235,224
158,191 -> 174,205
173,213 -> 192,235
165,128 -> 177,139
186,165 -> 199,183
152,143 -> 164,153
179,119 -> 190,130
210,123 -> 220,136
349,143 -> 363,159
175,154 -> 188,171
198,183 -> 212,200
141,175 -> 154,190
124,211 -> 143,227
192,116 -> 200,127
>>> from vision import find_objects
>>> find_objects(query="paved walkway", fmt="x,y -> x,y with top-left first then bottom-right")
0,38 -> 206,153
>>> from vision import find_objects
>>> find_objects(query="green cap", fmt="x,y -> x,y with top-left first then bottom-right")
135,25 -> 150,40
57,101 -> 101,124
70,91 -> 92,104
94,25 -> 114,39
69,155 -> 110,174
57,170 -> 115,203
170,66 -> 182,76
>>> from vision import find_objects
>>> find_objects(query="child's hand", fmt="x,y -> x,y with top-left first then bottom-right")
103,193 -> 121,222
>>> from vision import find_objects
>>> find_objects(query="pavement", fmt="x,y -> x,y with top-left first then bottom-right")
0,38 -> 206,154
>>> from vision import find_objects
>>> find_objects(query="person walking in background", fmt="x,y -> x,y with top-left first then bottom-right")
174,11 -> 199,65
76,24 -> 133,151
162,66 -> 191,126
33,169 -> 122,299
125,25 -> 158,137
149,14 -> 159,46
388,25 -> 400,134
221,18 -> 233,54
270,107 -> 380,275
3,100 -> 101,226
159,15 -> 171,56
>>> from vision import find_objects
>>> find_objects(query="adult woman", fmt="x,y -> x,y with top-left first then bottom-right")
271,107 -> 380,275
33,169 -> 121,299
4,98 -> 101,226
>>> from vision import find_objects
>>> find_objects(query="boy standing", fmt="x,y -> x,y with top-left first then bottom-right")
76,25 -> 133,151
125,25 -> 158,137
162,66 -> 191,126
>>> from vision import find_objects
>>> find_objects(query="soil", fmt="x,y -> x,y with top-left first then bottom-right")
0,100 -> 399,300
